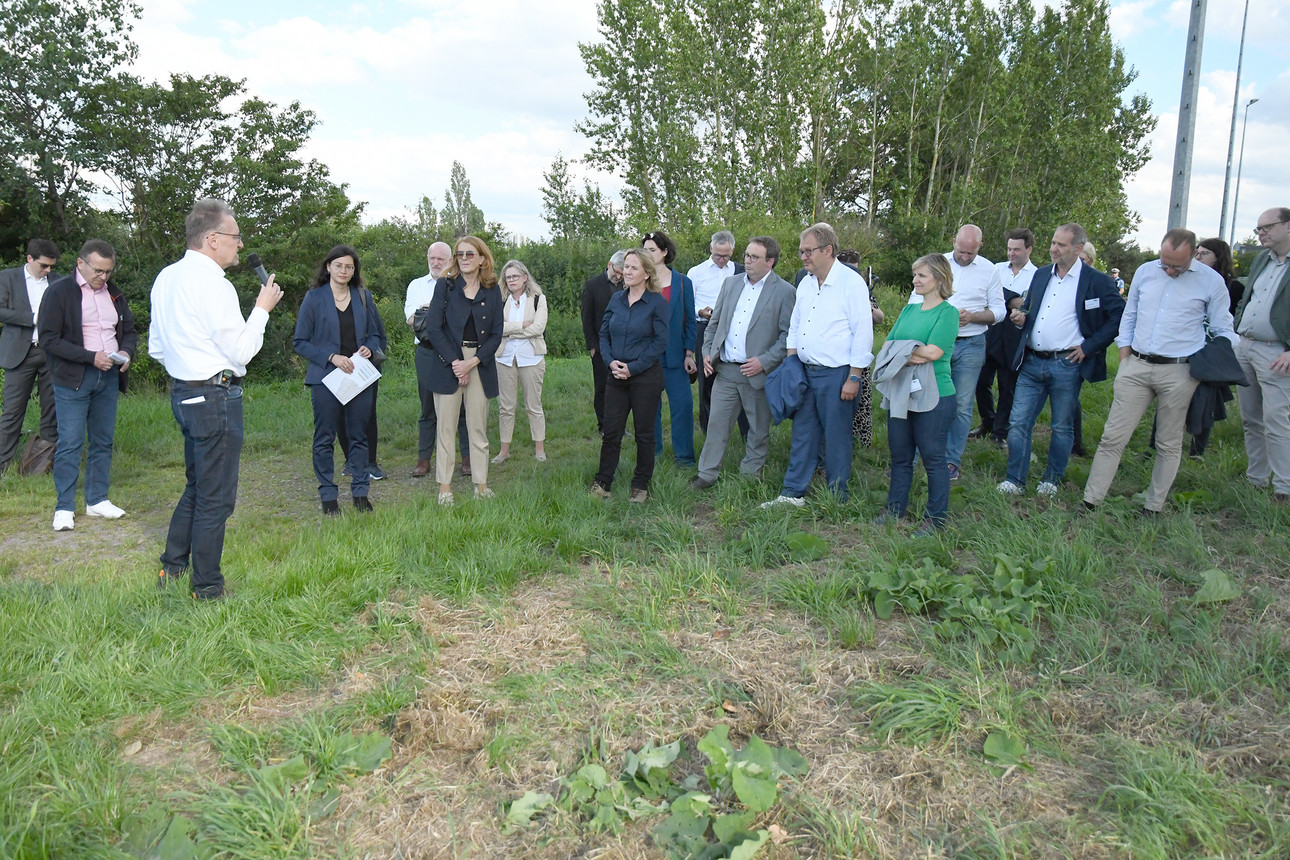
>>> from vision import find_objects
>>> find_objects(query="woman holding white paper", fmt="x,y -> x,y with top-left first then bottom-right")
293,245 -> 384,514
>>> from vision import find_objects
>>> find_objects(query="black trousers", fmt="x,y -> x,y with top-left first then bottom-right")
591,352 -> 609,434
595,364 -> 664,491
975,354 -> 1018,440
415,346 -> 469,461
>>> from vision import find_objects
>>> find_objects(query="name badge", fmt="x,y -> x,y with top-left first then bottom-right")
910,377 -> 923,394
1084,298 -> 1100,310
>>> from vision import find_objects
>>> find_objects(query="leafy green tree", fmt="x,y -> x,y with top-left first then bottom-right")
441,161 -> 486,238
540,152 -> 619,241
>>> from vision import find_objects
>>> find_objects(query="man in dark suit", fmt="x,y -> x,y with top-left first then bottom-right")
997,223 -> 1124,498
0,239 -> 60,473
38,239 -> 138,530
691,237 -> 796,489
581,251 -> 624,436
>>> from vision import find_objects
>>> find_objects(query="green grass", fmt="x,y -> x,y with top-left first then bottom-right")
0,352 -> 1287,858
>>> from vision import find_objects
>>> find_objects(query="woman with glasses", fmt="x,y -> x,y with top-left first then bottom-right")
592,248 -> 669,503
293,245 -> 383,514
641,230 -> 697,467
491,260 -> 548,464
420,236 -> 504,505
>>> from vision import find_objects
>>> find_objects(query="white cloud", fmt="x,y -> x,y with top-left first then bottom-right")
1110,0 -> 1161,41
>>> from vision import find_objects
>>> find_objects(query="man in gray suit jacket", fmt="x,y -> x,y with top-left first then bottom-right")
691,236 -> 796,488
0,239 -> 60,472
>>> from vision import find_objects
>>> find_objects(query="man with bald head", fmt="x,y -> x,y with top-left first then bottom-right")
1234,207 -> 1290,501
407,241 -> 467,477
1083,228 -> 1236,514
911,224 -> 1005,479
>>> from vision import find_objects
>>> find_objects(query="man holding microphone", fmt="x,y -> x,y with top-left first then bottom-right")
148,199 -> 284,600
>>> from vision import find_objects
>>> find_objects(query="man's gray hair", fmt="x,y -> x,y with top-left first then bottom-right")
186,199 -> 235,249
1058,222 -> 1088,247
609,249 -> 627,268
801,222 -> 839,257
711,230 -> 735,248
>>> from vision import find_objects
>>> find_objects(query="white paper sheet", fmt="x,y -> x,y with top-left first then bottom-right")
322,354 -> 381,405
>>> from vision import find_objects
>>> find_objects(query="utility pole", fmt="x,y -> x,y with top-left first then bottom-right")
1218,0 -> 1251,242
1167,0 -> 1207,230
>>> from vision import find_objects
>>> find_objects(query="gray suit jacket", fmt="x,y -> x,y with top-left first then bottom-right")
0,265 -> 39,370
701,271 -> 796,390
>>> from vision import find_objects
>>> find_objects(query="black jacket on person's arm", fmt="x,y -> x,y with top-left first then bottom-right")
37,275 -> 138,392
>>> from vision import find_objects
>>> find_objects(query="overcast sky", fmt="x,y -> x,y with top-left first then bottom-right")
131,0 -> 1289,250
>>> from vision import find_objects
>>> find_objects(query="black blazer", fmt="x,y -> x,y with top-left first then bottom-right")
37,275 -> 137,392
422,275 -> 504,398
1009,264 -> 1125,383
0,265 -> 42,369
293,285 -> 385,385
581,271 -> 618,352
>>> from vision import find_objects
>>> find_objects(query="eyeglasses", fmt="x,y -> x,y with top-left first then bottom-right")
1254,220 -> 1288,235
1160,262 -> 1188,275
503,274 -> 525,281
743,253 -> 764,262
212,231 -> 242,241
456,251 -> 478,259
798,246 -> 822,258
711,251 -> 732,261
88,265 -> 114,277
331,263 -> 355,272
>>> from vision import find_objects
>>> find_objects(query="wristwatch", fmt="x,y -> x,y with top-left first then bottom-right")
848,374 -> 861,383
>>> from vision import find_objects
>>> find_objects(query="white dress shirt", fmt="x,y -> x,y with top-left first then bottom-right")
498,294 -> 541,367
1028,258 -> 1084,351
148,249 -> 269,379
404,271 -> 438,345
787,261 -> 874,369
687,258 -> 737,319
994,259 -> 1038,300
720,273 -> 766,364
911,253 -> 1005,337
24,268 -> 49,343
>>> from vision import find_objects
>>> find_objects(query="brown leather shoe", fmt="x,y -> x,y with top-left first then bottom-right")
411,459 -> 430,477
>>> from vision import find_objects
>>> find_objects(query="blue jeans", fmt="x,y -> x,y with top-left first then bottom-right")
310,384 -> 373,501
161,381 -> 245,596
1006,354 -> 1084,486
52,366 -> 119,511
654,364 -> 695,465
886,396 -> 956,525
781,364 -> 857,499
946,333 -> 986,467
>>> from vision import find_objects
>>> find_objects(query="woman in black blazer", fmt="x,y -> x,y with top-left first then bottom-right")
293,245 -> 384,514
420,235 -> 504,505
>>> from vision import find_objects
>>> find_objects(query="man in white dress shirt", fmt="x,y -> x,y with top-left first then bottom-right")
973,228 -> 1036,445
148,199 -> 284,599
406,241 -> 467,477
762,223 -> 874,507
687,230 -> 742,434
917,224 -> 1005,479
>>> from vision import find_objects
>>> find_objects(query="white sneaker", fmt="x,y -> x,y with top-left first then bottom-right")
1036,481 -> 1059,497
86,500 -> 125,519
996,480 -> 1024,495
760,494 -> 806,509
52,510 -> 74,531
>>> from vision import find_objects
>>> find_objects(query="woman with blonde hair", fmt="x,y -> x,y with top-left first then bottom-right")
591,248 -> 669,503
875,253 -> 959,535
491,260 -> 548,464
419,235 -> 504,505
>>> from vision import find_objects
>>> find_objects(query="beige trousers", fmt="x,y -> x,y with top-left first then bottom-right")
434,346 -> 491,485
1083,356 -> 1198,511
496,359 -> 546,443
1236,337 -> 1290,494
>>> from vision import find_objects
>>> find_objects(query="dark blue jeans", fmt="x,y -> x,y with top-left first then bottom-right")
1006,354 -> 1084,486
781,364 -> 857,499
946,333 -> 986,467
310,384 -> 373,502
886,396 -> 956,525
161,381 -> 244,597
52,366 -> 119,511
654,364 -> 696,465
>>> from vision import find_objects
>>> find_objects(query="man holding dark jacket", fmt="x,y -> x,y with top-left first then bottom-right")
38,240 -> 137,531
997,223 -> 1124,498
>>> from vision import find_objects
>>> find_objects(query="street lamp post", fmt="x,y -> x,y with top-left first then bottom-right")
1230,97 -> 1259,246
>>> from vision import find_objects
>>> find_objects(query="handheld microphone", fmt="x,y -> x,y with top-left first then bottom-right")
245,253 -> 270,286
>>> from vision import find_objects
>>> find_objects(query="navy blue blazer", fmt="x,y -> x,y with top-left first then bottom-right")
293,285 -> 385,385
1009,264 -> 1125,383
661,268 -> 696,369
422,275 -> 504,398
